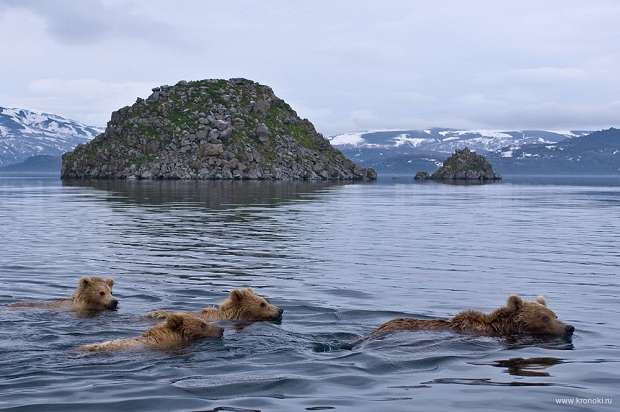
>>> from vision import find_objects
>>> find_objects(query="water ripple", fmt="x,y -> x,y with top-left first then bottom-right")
1,175 -> 619,411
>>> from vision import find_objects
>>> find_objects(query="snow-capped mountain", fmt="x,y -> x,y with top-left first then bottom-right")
0,107 -> 102,167
330,128 -> 591,153
330,128 -> 620,174
487,128 -> 620,174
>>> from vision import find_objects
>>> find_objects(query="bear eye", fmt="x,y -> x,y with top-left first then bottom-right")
99,291 -> 105,296
260,302 -> 266,308
542,315 -> 550,322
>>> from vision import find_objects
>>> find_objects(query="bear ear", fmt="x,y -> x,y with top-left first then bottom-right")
230,289 -> 245,303
535,295 -> 547,306
506,295 -> 523,312
105,278 -> 114,288
166,314 -> 184,331
79,277 -> 91,288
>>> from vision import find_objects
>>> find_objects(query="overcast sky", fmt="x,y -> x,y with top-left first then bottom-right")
1,0 -> 619,135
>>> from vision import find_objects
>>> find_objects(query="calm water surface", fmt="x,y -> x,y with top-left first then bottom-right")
0,174 -> 619,411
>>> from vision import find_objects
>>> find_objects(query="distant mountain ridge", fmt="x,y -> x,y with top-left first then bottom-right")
0,155 -> 61,173
330,128 -> 620,174
330,128 -> 591,152
2,107 -> 618,175
487,128 -> 620,174
0,107 -> 102,167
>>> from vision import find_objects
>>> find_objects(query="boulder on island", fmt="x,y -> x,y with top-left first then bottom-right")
62,78 -> 376,181
416,148 -> 501,181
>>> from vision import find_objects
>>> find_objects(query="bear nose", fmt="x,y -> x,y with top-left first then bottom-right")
565,325 -> 575,335
278,308 -> 284,315
110,299 -> 119,310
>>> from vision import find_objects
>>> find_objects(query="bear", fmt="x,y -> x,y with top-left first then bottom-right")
146,288 -> 283,323
9,276 -> 119,312
372,295 -> 574,339
79,312 -> 223,352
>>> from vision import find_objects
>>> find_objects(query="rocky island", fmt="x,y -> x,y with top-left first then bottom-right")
415,148 -> 501,181
62,78 -> 376,181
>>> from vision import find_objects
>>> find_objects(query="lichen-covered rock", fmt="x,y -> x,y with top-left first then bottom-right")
430,148 -> 501,181
62,78 -> 376,181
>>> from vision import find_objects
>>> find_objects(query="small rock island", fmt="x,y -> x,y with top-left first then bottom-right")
415,148 -> 501,182
62,78 -> 376,181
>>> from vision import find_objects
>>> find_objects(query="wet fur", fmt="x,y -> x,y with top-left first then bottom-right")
147,288 -> 283,322
373,295 -> 574,338
8,277 -> 118,312
79,312 -> 223,351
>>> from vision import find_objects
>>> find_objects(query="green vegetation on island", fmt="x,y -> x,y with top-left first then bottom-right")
62,78 -> 376,181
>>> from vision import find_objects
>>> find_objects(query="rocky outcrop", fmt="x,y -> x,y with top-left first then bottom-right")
417,148 -> 501,181
62,78 -> 376,181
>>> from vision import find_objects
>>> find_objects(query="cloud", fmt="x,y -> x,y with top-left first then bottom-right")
27,78 -> 152,98
0,0 -> 619,133
471,100 -> 620,130
1,78 -> 156,126
0,0 -> 187,46
506,67 -> 588,82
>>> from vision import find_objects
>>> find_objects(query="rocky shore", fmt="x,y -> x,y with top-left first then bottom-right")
62,78 -> 376,181
415,148 -> 501,181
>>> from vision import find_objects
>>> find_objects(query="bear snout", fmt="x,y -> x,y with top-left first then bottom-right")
108,299 -> 119,310
203,322 -> 224,338
565,325 -> 575,336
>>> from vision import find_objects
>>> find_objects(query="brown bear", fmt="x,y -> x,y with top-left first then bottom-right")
79,312 -> 223,351
372,295 -> 574,338
147,288 -> 283,322
9,276 -> 119,312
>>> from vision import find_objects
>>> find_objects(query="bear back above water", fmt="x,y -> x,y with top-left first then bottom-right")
146,287 -> 283,323
79,312 -> 223,351
373,295 -> 574,339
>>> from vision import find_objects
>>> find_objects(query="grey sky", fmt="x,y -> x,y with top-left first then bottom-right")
1,0 -> 619,135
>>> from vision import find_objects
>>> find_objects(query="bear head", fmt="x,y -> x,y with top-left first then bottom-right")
164,313 -> 224,340
502,295 -> 574,338
219,288 -> 283,321
73,276 -> 119,311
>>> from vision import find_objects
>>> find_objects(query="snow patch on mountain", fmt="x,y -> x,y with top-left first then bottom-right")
330,131 -> 366,146
393,134 -> 428,147
451,129 -> 514,139
329,128 -> 592,155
